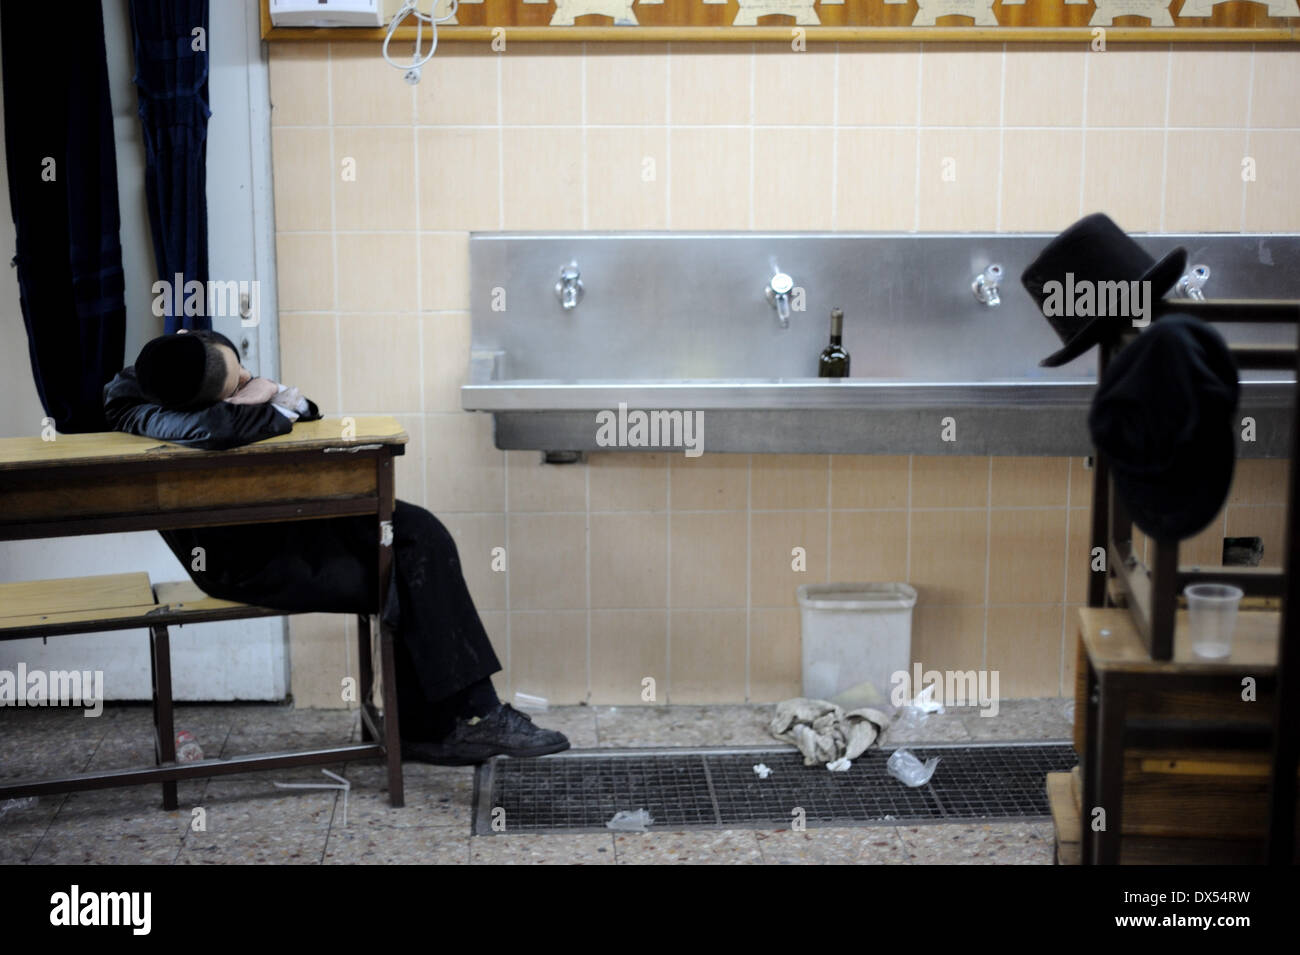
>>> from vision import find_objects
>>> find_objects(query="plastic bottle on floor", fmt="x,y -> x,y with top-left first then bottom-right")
175,730 -> 204,762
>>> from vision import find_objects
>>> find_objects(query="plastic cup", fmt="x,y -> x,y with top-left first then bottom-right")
1184,583 -> 1244,659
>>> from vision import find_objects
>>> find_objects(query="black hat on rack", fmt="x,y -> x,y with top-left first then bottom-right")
134,329 -> 239,409
1022,212 -> 1187,368
1088,313 -> 1239,542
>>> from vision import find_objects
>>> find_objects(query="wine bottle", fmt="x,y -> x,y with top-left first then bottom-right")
818,307 -> 850,378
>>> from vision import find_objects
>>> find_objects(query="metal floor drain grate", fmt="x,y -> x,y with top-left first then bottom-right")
472,741 -> 1078,834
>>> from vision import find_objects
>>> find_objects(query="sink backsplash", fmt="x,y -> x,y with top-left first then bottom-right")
466,231 -> 1298,456
470,231 -> 1299,382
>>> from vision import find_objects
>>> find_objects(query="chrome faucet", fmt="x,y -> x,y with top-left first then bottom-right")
1176,264 -> 1211,300
972,263 -> 1003,307
555,261 -> 584,310
765,269 -> 795,328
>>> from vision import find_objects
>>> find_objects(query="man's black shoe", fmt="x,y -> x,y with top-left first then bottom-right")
400,703 -> 570,766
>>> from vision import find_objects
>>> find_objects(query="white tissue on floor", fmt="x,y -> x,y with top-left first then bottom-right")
909,683 -> 945,714
752,763 -> 772,779
606,808 -> 653,832
513,691 -> 549,713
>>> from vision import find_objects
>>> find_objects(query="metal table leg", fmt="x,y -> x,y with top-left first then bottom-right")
356,613 -> 375,743
376,453 -> 403,808
149,624 -> 178,811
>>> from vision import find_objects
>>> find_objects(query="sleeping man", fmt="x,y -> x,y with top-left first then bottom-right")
102,328 -> 569,765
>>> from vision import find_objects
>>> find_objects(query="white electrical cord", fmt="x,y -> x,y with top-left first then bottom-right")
382,0 -> 458,85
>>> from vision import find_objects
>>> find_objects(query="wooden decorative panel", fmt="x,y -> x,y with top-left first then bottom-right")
263,0 -> 1300,42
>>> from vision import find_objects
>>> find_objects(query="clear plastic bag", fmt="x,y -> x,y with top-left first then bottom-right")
886,748 -> 940,787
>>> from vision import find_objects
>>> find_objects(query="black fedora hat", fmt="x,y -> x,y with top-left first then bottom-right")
1022,213 -> 1187,368
1087,313 -> 1239,542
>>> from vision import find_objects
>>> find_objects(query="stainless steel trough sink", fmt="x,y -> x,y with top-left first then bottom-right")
464,232 -> 1298,456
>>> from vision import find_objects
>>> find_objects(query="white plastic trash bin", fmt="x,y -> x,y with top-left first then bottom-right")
798,583 -> 918,708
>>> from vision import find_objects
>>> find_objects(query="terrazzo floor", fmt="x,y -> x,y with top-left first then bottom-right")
0,699 -> 1073,865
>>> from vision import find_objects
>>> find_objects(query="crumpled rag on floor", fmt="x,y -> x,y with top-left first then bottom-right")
768,697 -> 889,767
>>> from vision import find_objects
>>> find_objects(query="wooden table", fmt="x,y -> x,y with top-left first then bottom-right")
1075,606 -> 1281,864
0,417 -> 409,807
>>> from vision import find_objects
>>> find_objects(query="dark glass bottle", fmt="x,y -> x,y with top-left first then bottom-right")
818,307 -> 850,378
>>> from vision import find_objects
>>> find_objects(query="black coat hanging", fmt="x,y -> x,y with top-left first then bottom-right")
129,0 -> 212,334
0,2 -> 126,433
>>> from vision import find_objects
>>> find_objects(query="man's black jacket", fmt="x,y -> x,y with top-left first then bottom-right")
103,365 -> 322,450
103,367 -> 385,618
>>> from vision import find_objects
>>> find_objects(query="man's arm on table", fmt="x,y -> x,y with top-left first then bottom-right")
103,366 -> 322,451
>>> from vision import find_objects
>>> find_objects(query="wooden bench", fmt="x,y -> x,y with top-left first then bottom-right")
0,572 -> 371,809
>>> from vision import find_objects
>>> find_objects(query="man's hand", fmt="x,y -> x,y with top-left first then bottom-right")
225,377 -> 280,405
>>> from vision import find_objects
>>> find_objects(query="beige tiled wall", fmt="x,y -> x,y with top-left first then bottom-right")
268,41 -> 1297,706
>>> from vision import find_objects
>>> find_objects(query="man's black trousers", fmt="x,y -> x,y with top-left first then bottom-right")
158,500 -> 503,739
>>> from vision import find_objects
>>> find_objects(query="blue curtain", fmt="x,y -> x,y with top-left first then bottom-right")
1,1 -> 126,433
129,0 -> 211,334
